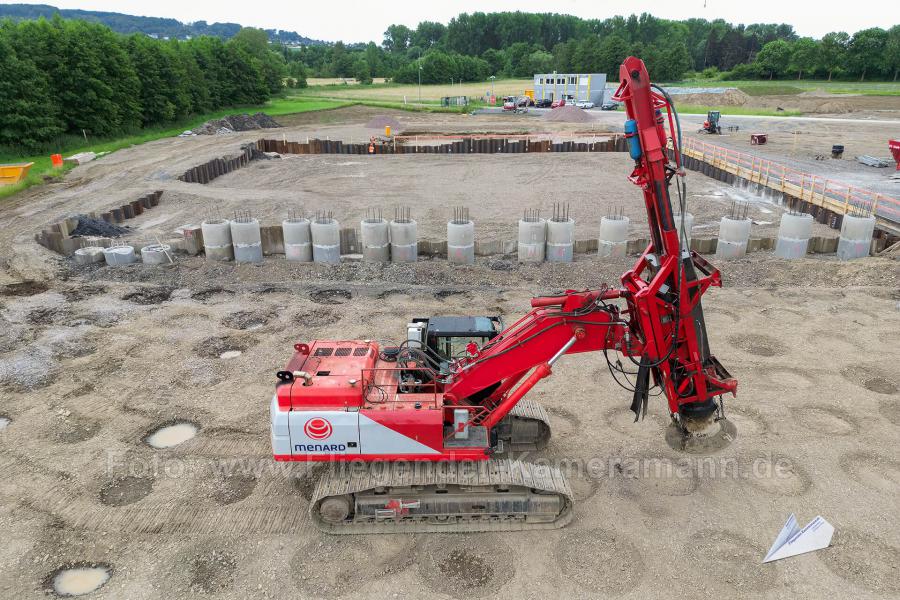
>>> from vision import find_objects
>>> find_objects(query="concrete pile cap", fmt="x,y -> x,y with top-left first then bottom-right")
140,244 -> 172,265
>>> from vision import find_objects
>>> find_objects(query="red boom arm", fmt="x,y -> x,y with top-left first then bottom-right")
439,57 -> 736,431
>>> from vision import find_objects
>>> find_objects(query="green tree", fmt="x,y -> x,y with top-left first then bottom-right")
788,38 -> 819,79
597,35 -> 630,76
573,36 -> 603,72
527,49 -> 554,74
382,24 -> 411,53
0,34 -> 63,151
354,58 -> 373,84
481,48 -> 506,75
228,27 -> 284,93
884,25 -> 900,81
756,39 -> 792,79
329,41 -> 355,78
819,32 -> 849,81
847,28 -> 888,81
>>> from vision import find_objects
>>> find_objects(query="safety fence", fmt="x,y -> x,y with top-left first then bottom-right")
681,137 -> 900,236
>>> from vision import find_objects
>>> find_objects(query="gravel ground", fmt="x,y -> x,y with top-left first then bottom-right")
0,107 -> 898,599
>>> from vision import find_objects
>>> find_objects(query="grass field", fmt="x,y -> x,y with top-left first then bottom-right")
297,79 -> 533,104
0,98 -> 348,200
671,79 -> 900,96
668,104 -> 803,117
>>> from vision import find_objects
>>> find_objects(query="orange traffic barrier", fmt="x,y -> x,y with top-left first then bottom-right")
51,153 -> 63,167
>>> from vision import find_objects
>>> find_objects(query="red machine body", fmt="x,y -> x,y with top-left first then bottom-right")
271,57 -> 737,464
890,139 -> 900,170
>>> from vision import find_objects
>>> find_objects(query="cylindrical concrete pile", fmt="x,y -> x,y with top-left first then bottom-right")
74,247 -> 105,265
361,218 -> 390,262
673,212 -> 694,245
201,219 -> 234,261
836,215 -> 876,261
774,213 -> 813,259
311,218 -> 341,264
715,217 -> 752,259
517,218 -> 546,263
103,246 -> 136,266
597,216 -> 630,258
282,218 -> 312,262
230,218 -> 263,263
389,219 -> 418,263
140,244 -> 171,265
447,220 -> 475,265
546,218 -> 575,263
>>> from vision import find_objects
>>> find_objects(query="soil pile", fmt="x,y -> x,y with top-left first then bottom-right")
672,88 -> 750,106
542,105 -> 593,123
192,113 -> 282,135
365,115 -> 402,130
70,215 -> 130,237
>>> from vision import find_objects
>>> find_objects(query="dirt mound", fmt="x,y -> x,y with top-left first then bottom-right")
812,100 -> 856,114
70,215 -> 130,238
673,89 -> 750,106
365,115 -> 402,130
542,105 -> 593,123
192,113 -> 282,135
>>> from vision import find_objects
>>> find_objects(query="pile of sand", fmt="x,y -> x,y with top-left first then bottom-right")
542,105 -> 593,123
365,115 -> 402,130
811,100 -> 856,114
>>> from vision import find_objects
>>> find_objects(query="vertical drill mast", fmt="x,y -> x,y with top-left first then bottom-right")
613,56 -> 737,423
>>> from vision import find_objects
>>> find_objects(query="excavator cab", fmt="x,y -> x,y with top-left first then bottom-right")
410,316 -> 502,363
701,111 -> 722,134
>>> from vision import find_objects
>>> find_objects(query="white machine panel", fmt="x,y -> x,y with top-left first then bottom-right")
358,414 -> 440,455
288,410 -> 360,455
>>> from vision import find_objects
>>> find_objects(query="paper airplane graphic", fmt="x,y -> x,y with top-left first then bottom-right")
763,514 -> 834,563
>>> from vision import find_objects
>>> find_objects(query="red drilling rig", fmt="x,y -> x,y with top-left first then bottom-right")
270,56 -> 738,533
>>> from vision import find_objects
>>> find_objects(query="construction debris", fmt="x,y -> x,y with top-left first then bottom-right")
69,215 -> 130,238
191,113 -> 282,136
856,155 -> 891,168
64,152 -> 97,166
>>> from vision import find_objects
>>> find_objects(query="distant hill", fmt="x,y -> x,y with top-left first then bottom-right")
0,3 -> 325,44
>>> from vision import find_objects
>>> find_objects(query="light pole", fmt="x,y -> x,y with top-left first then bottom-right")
418,62 -> 422,104
489,75 -> 496,100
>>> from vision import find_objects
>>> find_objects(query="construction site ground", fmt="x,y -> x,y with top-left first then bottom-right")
1,106 -> 899,599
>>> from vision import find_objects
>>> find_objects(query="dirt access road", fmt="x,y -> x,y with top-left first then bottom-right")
1,106 -> 899,599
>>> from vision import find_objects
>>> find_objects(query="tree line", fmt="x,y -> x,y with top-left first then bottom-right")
297,12 -> 899,84
0,17 -> 288,153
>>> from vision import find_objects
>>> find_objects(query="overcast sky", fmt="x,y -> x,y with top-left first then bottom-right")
7,0 -> 896,42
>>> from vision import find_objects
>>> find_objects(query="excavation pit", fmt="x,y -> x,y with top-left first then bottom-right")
144,421 -> 199,449
309,289 -> 352,305
46,564 -> 112,597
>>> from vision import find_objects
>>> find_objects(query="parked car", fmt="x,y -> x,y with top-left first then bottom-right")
550,97 -> 566,109
600,100 -> 620,111
575,100 -> 595,109
502,97 -> 516,111
535,98 -> 552,108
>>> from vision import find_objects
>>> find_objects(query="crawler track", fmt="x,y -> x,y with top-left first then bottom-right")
310,458 -> 574,534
